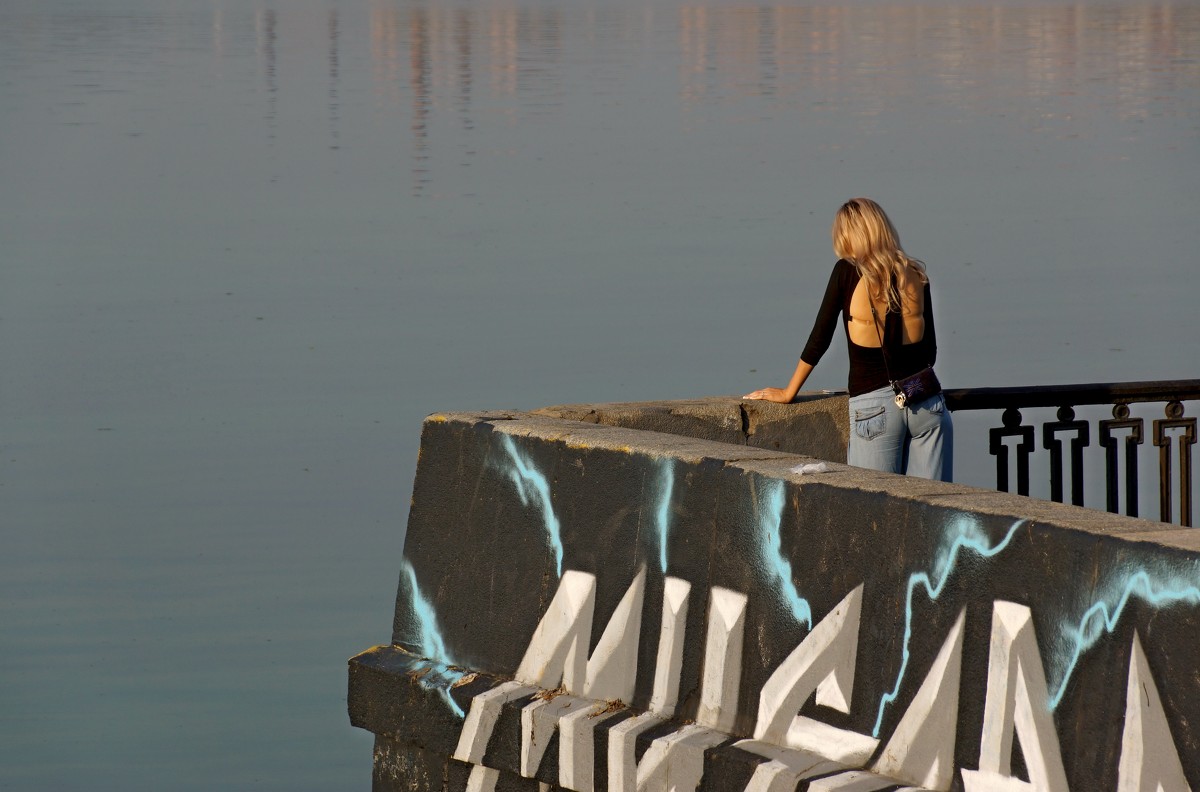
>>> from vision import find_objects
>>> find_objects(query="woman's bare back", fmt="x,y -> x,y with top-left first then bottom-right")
846,265 -> 926,348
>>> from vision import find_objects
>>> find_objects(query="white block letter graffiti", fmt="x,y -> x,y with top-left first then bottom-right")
872,608 -> 967,791
515,570 -> 597,694
515,568 -> 647,701
961,601 -> 1069,792
697,587 -> 749,732
649,576 -> 691,718
754,585 -> 878,765
1116,631 -> 1192,792
585,567 -> 647,703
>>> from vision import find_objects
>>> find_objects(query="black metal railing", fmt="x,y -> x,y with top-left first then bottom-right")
945,380 -> 1200,526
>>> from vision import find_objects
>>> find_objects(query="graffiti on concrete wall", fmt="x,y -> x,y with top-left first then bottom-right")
873,518 -> 1023,739
441,571 -> 1192,791
757,478 -> 814,630
497,434 -> 564,577
396,558 -> 467,718
391,427 -> 1198,791
1049,565 -> 1200,710
654,457 -> 674,575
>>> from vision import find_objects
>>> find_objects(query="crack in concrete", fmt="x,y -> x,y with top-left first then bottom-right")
721,456 -> 793,465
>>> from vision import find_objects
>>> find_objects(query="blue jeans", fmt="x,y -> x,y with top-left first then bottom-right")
847,385 -> 953,481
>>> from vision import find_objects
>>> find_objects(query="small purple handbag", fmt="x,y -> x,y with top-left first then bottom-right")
890,366 -> 941,409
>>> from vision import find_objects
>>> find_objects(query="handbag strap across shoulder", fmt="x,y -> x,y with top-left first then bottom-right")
869,273 -> 898,384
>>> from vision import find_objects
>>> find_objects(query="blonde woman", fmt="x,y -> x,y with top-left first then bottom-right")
744,198 -> 952,481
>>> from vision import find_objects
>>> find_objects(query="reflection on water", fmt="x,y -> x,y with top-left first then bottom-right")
370,4 -> 569,194
262,10 -> 277,140
5,2 -> 1195,197
1,1 -> 1198,789
329,10 -> 340,149
362,3 -> 1199,192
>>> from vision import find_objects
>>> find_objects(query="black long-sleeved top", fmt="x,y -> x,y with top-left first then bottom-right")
800,259 -> 937,397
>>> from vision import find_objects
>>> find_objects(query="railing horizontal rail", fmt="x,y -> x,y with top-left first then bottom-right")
944,379 -> 1200,412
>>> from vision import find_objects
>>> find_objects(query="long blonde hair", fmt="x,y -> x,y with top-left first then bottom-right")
832,198 -> 927,310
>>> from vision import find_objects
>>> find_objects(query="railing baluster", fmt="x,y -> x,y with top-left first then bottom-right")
1098,404 -> 1143,518
990,408 -> 1035,496
1154,401 -> 1198,527
1042,405 -> 1090,506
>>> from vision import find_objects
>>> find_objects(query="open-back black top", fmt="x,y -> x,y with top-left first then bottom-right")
799,259 -> 937,397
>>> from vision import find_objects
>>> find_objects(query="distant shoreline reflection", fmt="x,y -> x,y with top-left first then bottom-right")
12,2 -> 1190,194
362,2 -> 1197,193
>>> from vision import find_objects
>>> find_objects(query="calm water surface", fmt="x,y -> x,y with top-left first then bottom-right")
2,0 -> 1198,788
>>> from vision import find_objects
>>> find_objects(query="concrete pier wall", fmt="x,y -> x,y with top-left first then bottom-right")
348,402 -> 1200,791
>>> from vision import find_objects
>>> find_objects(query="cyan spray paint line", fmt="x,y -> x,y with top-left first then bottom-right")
1048,565 -> 1200,711
871,517 -> 1024,738
757,477 -> 814,629
399,558 -> 467,717
498,433 -> 564,578
654,457 -> 676,575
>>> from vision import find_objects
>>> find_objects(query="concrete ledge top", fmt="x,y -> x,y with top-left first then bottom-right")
533,393 -> 841,421
535,393 -> 852,462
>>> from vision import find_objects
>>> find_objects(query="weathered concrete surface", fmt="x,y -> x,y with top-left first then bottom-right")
350,407 -> 1200,791
533,393 -> 851,463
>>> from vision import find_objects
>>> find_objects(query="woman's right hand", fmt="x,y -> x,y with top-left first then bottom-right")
744,359 -> 813,404
743,387 -> 787,402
